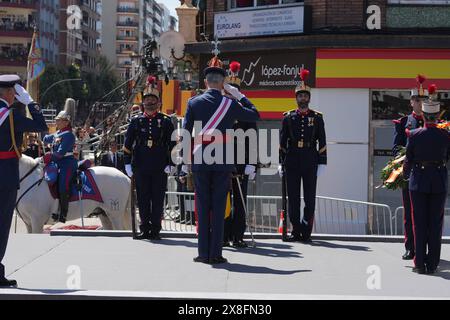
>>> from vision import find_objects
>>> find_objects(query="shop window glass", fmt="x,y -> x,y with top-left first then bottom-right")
372,90 -> 450,120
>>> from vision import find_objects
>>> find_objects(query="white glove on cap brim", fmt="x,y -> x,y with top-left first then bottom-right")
14,84 -> 34,105
224,83 -> 245,101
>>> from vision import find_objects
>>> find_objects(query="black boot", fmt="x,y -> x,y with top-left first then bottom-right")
53,193 -> 69,223
135,224 -> 151,240
58,193 -> 70,223
0,278 -> 17,287
402,250 -> 415,260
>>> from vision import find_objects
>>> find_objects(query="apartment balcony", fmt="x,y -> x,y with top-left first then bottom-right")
116,21 -> 139,28
116,35 -> 139,42
0,21 -> 34,38
117,7 -> 139,14
0,0 -> 37,9
116,49 -> 138,56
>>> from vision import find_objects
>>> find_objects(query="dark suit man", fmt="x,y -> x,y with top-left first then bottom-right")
100,141 -> 125,174
183,56 -> 260,264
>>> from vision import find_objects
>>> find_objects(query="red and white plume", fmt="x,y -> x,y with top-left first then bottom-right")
147,76 -> 157,87
229,61 -> 241,76
428,84 -> 437,96
300,68 -> 310,82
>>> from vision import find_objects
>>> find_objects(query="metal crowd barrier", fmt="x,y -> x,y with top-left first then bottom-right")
393,206 -> 450,237
162,191 -> 395,236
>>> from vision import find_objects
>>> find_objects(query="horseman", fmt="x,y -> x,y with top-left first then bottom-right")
43,98 -> 78,223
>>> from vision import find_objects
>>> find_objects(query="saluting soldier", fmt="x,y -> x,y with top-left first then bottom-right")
123,76 -> 176,240
279,68 -> 327,242
0,75 -> 47,287
183,54 -> 260,264
403,84 -> 449,275
392,75 -> 428,260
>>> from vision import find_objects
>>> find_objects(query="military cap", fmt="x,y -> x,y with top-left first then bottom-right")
0,74 -> 21,88
295,68 -> 311,95
143,76 -> 160,99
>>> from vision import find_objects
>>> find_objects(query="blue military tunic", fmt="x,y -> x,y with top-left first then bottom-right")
43,127 -> 77,195
183,89 -> 260,259
280,108 -> 327,239
392,112 -> 424,255
0,99 -> 47,281
123,111 -> 176,234
404,124 -> 450,271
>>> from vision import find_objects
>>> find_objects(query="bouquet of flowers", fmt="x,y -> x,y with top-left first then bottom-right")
379,147 -> 408,190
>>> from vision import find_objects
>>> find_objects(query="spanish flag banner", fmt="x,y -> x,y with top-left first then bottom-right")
316,49 -> 450,89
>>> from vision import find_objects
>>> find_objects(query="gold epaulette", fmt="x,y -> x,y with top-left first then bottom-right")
283,109 -> 296,117
312,109 -> 323,117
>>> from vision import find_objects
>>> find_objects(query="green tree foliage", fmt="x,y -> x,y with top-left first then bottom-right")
39,56 -> 120,124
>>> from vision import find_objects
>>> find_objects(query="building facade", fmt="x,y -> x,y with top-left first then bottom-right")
59,0 -> 100,71
0,0 -> 38,79
180,0 -> 450,219
101,0 -> 177,80
39,0 -> 59,65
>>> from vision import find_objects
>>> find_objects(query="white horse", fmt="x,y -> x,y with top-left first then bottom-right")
16,155 -> 132,233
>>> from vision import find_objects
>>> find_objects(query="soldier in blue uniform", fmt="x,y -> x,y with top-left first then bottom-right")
0,75 -> 47,287
223,61 -> 257,248
403,85 -> 449,275
43,98 -> 78,223
124,76 -> 176,240
183,55 -> 260,264
279,69 -> 327,242
392,75 -> 428,260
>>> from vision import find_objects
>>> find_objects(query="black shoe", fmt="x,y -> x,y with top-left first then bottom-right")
412,266 -> 426,274
402,250 -> 415,260
232,240 -> 248,248
52,213 -> 59,222
426,265 -> 437,274
135,232 -> 151,240
0,278 -> 17,287
193,256 -> 209,263
284,235 -> 302,242
209,256 -> 228,264
301,235 -> 312,243
149,232 -> 162,240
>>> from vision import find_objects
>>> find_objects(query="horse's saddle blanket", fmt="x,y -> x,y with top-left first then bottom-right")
48,169 -> 104,203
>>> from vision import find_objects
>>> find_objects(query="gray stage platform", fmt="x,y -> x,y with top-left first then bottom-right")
1,234 -> 449,299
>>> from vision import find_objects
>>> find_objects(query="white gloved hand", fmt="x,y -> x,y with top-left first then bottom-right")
35,157 -> 43,164
278,165 -> 284,178
224,83 -> 245,101
248,171 -> 256,181
14,84 -> 34,105
181,165 -> 189,174
164,166 -> 176,175
317,164 -> 327,177
125,164 -> 133,178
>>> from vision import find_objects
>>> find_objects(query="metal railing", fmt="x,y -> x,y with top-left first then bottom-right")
394,206 -> 450,237
161,191 -> 394,236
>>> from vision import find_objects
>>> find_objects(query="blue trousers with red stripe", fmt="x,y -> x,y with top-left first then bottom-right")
0,188 -> 17,280
401,187 -> 415,252
410,191 -> 446,270
56,157 -> 77,195
194,171 -> 231,259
